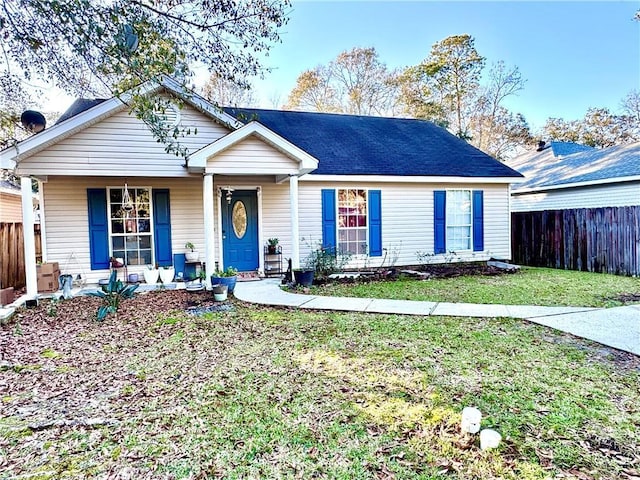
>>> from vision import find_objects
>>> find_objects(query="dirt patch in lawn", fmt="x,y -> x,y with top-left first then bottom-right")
608,292 -> 640,304
411,262 -> 509,278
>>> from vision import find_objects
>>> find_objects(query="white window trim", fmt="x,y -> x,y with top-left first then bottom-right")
336,188 -> 370,257
445,189 -> 473,252
107,185 -> 155,267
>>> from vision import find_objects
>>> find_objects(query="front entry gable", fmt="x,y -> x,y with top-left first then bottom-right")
189,121 -> 319,176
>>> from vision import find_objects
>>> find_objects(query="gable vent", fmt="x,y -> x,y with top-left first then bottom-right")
155,103 -> 181,128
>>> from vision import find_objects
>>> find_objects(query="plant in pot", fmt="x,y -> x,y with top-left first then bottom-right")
210,266 -> 238,294
185,242 -> 199,262
293,253 -> 316,288
267,238 -> 279,254
294,244 -> 350,287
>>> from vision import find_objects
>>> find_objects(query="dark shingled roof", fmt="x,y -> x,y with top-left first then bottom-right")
223,108 -> 522,178
55,98 -> 107,125
54,97 -> 521,179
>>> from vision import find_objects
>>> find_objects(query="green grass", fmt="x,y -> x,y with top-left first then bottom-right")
312,266 -> 640,307
1,303 -> 638,479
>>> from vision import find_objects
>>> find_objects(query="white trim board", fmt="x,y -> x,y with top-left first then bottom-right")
300,174 -> 521,184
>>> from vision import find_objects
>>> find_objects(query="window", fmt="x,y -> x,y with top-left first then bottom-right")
446,190 -> 472,251
108,187 -> 153,266
337,189 -> 367,255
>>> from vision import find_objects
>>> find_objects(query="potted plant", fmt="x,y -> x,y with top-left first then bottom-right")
159,265 -> 175,284
293,251 -> 316,287
185,242 -> 199,262
293,244 -> 347,287
293,267 -> 315,287
267,238 -> 279,254
210,266 -> 238,294
143,264 -> 159,285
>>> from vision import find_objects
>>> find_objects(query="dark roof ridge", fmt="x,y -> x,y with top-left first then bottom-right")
224,106 -> 426,123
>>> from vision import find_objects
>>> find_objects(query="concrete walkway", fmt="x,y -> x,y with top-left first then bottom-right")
235,278 -> 640,356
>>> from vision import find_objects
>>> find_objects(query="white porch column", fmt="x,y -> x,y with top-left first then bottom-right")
203,173 -> 215,289
21,177 -> 37,297
289,175 -> 300,269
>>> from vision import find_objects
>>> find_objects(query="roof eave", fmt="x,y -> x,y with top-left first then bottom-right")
188,121 -> 319,174
301,174 -> 523,184
512,174 -> 640,194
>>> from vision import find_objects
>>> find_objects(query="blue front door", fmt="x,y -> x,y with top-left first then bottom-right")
221,190 -> 259,271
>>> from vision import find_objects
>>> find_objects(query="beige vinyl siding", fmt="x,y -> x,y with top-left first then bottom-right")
511,182 -> 640,212
18,102 -> 230,177
0,193 -> 23,222
41,174 -> 513,284
208,137 -> 300,175
257,181 -> 294,261
297,182 -> 512,267
42,176 -> 205,284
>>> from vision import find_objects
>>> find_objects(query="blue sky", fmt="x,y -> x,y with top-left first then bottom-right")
44,1 -> 639,133
248,1 -> 640,132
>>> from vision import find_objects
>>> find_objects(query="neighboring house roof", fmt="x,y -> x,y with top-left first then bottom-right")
0,180 -> 20,194
508,141 -> 595,173
224,108 -> 522,178
511,141 -> 640,192
550,141 -> 595,157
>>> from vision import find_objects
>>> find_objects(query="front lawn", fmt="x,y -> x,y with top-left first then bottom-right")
1,291 -> 638,479
313,266 -> 640,307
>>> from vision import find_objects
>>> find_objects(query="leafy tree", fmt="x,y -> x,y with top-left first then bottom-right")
394,66 -> 447,126
399,37 -> 530,159
0,75 -> 32,162
621,89 -> 640,123
542,117 -> 582,144
201,73 -> 258,107
400,35 -> 485,139
469,62 -> 532,159
0,0 -> 289,156
285,47 -> 399,115
286,68 -> 340,113
542,102 -> 639,148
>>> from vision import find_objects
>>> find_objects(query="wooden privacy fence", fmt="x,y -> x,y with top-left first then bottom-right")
0,223 -> 42,290
512,206 -> 640,277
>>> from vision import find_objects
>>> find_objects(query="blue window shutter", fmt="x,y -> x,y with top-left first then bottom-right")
368,190 -> 382,257
321,189 -> 336,251
153,189 -> 173,266
472,190 -> 484,251
87,188 -> 110,270
434,190 -> 446,254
